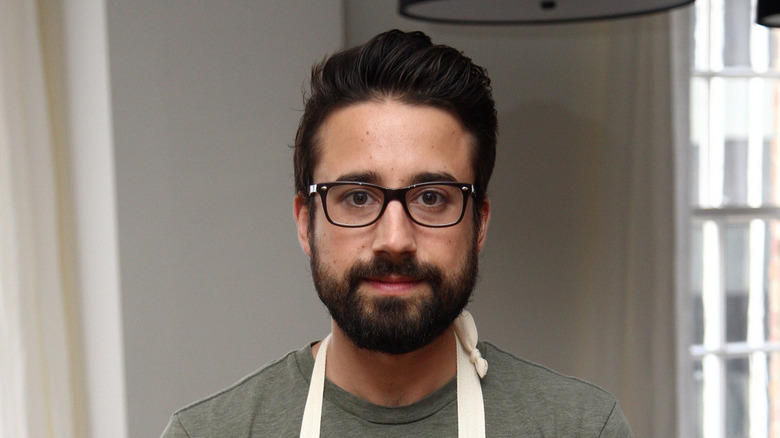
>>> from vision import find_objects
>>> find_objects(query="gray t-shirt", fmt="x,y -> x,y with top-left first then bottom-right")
161,342 -> 632,437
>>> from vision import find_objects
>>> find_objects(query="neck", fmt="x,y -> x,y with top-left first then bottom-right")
312,321 -> 457,407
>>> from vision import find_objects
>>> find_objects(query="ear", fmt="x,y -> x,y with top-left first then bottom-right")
293,194 -> 312,257
476,198 -> 490,252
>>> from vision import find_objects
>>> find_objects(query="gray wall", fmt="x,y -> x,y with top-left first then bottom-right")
108,2 -> 620,437
107,2 -> 341,437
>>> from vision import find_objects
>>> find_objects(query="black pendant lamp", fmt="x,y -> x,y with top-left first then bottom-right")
399,0 -> 695,25
757,0 -> 780,28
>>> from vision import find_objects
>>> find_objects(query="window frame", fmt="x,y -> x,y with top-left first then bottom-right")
682,0 -> 780,436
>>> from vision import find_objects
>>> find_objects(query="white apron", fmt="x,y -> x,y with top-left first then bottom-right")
299,310 -> 487,438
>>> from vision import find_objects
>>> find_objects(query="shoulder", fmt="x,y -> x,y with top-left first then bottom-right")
480,342 -> 632,436
481,341 -> 614,401
163,346 -> 312,437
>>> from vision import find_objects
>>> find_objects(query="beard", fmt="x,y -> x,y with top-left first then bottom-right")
310,235 -> 480,355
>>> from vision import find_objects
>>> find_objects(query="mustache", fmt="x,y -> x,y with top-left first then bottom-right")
347,256 -> 443,290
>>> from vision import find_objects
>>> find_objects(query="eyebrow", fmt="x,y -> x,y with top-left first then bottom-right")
335,171 -> 380,184
408,172 -> 458,185
334,171 -> 459,186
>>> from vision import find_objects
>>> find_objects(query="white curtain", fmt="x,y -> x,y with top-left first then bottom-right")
574,8 -> 691,438
0,1 -> 83,437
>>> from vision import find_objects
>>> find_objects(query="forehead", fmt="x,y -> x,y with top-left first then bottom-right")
313,101 -> 474,185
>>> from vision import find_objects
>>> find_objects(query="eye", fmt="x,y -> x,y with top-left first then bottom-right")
420,190 -> 442,206
411,188 -> 450,208
348,191 -> 370,206
339,188 -> 380,207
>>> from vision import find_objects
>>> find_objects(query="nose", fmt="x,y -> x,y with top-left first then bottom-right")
371,199 -> 417,258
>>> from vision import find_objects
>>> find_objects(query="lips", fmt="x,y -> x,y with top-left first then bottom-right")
363,275 -> 423,296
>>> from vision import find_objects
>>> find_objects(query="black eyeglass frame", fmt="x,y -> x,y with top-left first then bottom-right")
308,181 -> 476,228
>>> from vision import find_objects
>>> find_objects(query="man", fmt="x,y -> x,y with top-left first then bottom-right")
162,29 -> 632,437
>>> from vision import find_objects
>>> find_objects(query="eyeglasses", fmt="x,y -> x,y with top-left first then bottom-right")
309,181 -> 476,228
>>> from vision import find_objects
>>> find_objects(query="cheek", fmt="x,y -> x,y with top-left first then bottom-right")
445,224 -> 478,260
313,226 -> 370,266
417,231 -> 468,264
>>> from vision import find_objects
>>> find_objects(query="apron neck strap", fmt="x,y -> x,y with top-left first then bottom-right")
299,311 -> 487,438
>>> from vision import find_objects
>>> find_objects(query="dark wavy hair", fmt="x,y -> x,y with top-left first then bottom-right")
293,29 -> 497,213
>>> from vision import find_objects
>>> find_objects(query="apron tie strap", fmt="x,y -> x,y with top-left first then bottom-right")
453,310 -> 488,378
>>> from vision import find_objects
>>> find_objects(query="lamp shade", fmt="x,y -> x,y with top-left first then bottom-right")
758,0 -> 780,27
399,0 -> 695,24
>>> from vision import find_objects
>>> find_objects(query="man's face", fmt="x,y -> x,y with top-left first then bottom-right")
294,100 -> 490,354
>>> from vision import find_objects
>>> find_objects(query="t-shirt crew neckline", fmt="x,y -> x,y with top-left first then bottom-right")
294,343 -> 457,425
